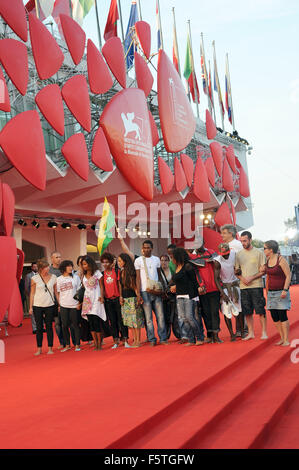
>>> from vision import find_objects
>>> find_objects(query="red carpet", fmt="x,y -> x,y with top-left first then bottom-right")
1,286 -> 299,449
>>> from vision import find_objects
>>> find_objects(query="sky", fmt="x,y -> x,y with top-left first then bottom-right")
44,0 -> 299,241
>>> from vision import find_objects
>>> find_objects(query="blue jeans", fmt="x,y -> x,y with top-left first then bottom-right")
141,292 -> 167,343
176,298 -> 204,342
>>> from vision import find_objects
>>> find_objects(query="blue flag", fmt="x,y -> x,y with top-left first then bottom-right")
124,0 -> 139,70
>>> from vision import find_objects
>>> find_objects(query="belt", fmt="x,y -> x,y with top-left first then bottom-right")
105,297 -> 119,301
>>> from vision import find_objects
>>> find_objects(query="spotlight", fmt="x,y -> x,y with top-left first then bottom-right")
91,224 -> 96,231
48,221 -> 58,228
18,219 -> 25,226
200,214 -> 205,220
203,219 -> 210,225
61,222 -> 71,229
207,214 -> 212,219
77,224 -> 86,230
31,220 -> 40,229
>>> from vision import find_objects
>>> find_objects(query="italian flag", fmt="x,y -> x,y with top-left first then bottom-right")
72,0 -> 95,26
97,197 -> 115,255
183,34 -> 199,104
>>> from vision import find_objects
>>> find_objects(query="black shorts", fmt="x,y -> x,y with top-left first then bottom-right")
241,288 -> 266,316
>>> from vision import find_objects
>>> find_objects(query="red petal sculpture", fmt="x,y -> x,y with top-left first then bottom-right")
91,127 -> 114,172
60,14 -> 86,65
7,279 -> 23,327
158,157 -> 174,194
1,183 -> 15,236
202,227 -> 223,253
227,196 -> 236,225
61,133 -> 89,181
0,67 -> 10,112
235,157 -> 242,169
16,248 -> 24,284
193,157 -> 210,202
0,0 -> 27,42
174,157 -> 187,192
226,144 -> 237,174
148,111 -> 159,147
210,141 -> 223,177
87,39 -> 113,94
180,153 -> 194,187
206,109 -> 217,140
134,52 -> 153,97
0,110 -> 46,190
28,13 -> 64,80
205,156 -> 215,187
0,39 -> 28,95
222,157 -> 234,192
35,84 -> 65,136
0,237 -> 17,321
102,37 -> 126,89
214,201 -> 232,227
100,88 -> 154,201
62,75 -> 91,132
239,165 -> 250,198
157,49 -> 196,153
135,21 -> 151,59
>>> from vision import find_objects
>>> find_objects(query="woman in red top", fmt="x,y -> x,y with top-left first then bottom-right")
262,240 -> 291,346
100,252 -> 130,349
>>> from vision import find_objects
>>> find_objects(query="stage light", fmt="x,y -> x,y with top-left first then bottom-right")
204,219 -> 209,225
77,224 -> 86,230
207,214 -> 212,219
18,219 -> 25,226
147,232 -> 151,236
91,224 -> 96,231
138,231 -> 142,236
48,221 -> 58,228
31,220 -> 40,229
61,222 -> 71,229
125,228 -> 129,233
200,214 -> 205,220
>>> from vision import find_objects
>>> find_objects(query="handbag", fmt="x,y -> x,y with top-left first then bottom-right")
142,256 -> 163,295
73,285 -> 85,303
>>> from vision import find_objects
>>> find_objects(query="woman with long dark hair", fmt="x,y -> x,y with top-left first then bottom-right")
262,240 -> 291,346
160,254 -> 181,340
81,256 -> 111,350
170,248 -> 205,346
56,260 -> 81,352
118,253 -> 144,348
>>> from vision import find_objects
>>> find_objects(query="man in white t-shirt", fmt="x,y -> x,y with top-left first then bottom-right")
220,224 -> 247,336
135,240 -> 168,346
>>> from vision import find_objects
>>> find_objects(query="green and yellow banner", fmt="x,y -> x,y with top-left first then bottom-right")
97,197 -> 115,255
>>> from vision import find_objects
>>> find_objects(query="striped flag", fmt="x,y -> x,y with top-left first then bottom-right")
124,1 -> 139,70
156,0 -> 162,50
172,9 -> 180,76
208,61 -> 214,108
184,33 -> 199,104
104,0 -> 119,41
97,198 -> 115,255
200,42 -> 208,95
225,56 -> 233,125
72,0 -> 94,26
213,42 -> 225,118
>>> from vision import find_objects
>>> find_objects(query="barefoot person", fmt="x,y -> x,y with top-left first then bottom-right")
214,243 -> 243,341
29,258 -> 58,356
263,240 -> 291,346
235,231 -> 267,341
118,253 -> 144,348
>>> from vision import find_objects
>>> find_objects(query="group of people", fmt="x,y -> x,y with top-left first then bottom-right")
26,224 -> 292,356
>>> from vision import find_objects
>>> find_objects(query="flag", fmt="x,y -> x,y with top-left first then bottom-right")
225,58 -> 233,124
172,12 -> 180,76
200,41 -> 208,95
208,62 -> 214,108
72,0 -> 94,26
183,34 -> 199,104
156,0 -> 162,50
104,0 -> 119,41
124,1 -> 139,70
213,43 -> 225,118
25,0 -> 47,20
97,198 -> 115,255
52,0 -> 71,37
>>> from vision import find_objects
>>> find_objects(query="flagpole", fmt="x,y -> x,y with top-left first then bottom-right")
209,59 -> 217,125
226,53 -> 235,131
68,0 -> 72,18
117,0 -> 125,43
188,20 -> 199,119
94,0 -> 102,49
137,0 -> 142,20
172,7 -> 181,77
157,0 -> 164,49
34,0 -> 40,19
212,40 -> 225,130
201,32 -> 212,115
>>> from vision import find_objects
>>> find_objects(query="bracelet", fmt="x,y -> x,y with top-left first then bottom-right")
283,288 -> 289,292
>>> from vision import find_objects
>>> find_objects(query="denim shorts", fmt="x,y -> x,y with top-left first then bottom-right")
241,288 -> 266,316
